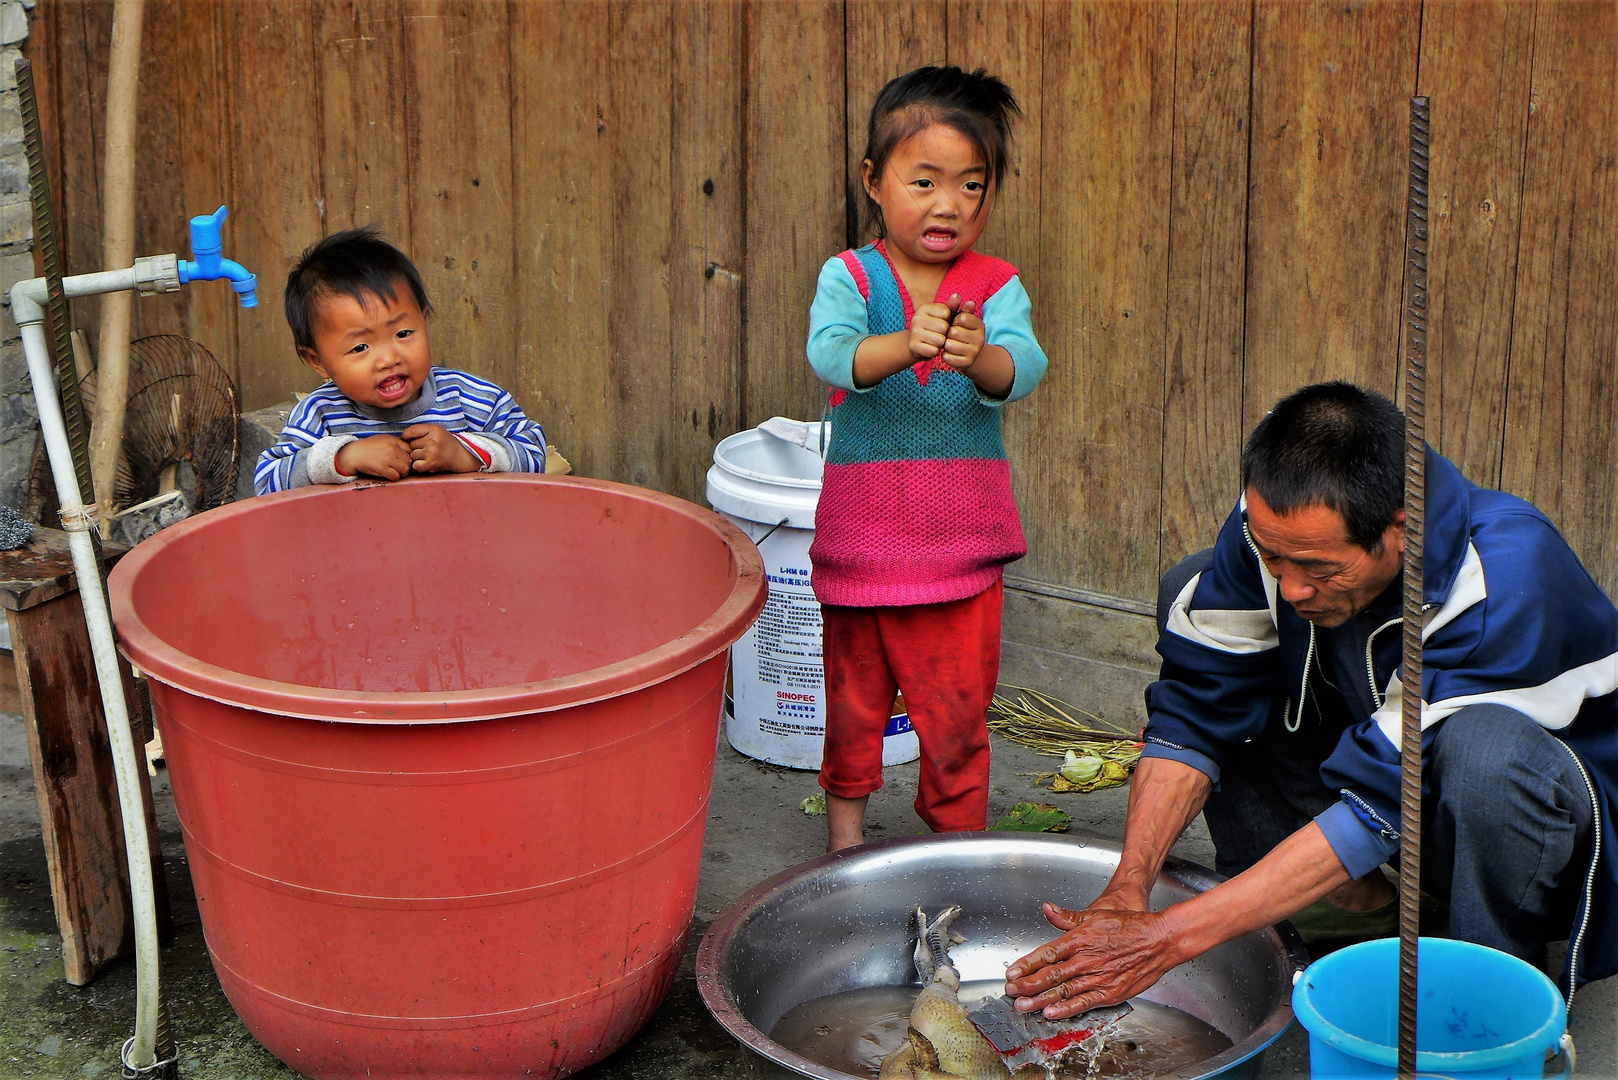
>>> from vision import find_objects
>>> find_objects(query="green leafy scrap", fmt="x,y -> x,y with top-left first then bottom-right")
989,801 -> 1072,833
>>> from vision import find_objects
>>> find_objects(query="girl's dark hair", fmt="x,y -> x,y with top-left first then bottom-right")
860,65 -> 1021,239
1241,381 -> 1407,552
284,225 -> 432,355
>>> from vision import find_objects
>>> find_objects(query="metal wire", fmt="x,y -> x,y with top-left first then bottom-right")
15,59 -> 95,502
752,517 -> 791,547
1398,94 -> 1432,1080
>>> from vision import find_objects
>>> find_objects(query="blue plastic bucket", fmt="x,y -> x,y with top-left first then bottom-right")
1293,937 -> 1568,1079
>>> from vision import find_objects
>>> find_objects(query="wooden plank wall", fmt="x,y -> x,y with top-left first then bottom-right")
26,0 -> 1618,622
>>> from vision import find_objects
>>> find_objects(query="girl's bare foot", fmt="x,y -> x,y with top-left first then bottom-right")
826,792 -> 871,852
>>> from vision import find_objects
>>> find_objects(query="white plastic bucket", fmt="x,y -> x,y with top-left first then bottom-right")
706,422 -> 919,770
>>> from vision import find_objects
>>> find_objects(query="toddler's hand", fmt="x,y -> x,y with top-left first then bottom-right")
908,302 -> 955,359
941,296 -> 985,371
403,424 -> 481,474
336,434 -> 412,481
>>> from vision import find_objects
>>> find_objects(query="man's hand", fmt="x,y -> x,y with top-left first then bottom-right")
907,301 -> 955,359
1086,880 -> 1153,915
940,296 -> 986,371
1004,903 -> 1184,1019
336,434 -> 412,481
1006,818 -> 1357,1020
403,424 -> 481,474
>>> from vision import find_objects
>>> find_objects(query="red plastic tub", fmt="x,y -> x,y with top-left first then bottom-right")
108,475 -> 765,1079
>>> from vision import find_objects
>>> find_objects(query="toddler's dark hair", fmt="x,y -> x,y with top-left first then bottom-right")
284,226 -> 432,355
860,65 -> 1021,239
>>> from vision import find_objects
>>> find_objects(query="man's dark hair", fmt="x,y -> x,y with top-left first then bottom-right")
284,226 -> 432,355
860,65 -> 1021,239
1241,381 -> 1406,551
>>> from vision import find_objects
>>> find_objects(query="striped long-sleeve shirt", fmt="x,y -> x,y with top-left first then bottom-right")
254,367 -> 546,494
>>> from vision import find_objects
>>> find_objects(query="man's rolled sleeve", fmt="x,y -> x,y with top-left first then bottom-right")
1140,739 -> 1222,783
1315,800 -> 1398,879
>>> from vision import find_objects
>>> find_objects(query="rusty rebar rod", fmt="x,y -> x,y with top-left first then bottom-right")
1398,94 -> 1431,1080
16,59 -> 94,503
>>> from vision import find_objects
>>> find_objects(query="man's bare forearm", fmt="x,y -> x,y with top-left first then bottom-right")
1099,757 -> 1213,906
1163,822 -> 1353,957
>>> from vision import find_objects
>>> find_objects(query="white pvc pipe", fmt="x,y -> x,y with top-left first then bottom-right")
17,292 -> 161,1070
12,266 -> 143,311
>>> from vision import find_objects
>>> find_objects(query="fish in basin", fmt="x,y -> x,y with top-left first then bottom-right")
879,905 -> 1028,1080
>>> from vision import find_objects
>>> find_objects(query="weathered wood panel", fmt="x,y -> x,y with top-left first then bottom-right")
168,0 -> 238,388
741,0 -> 845,428
1415,0 -> 1534,492
1243,0 -> 1421,423
1501,0 -> 1618,586
404,0 -> 517,396
510,0 -> 613,480
50,1 -> 110,346
126,0 -> 188,344
222,0 -> 324,408
1158,0 -> 1253,574
1022,1 -> 1175,601
315,0 -> 411,240
605,2 -> 676,492
669,0 -> 747,503
23,0 -> 1618,614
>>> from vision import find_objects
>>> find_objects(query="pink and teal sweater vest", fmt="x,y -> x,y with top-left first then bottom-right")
810,244 -> 1028,608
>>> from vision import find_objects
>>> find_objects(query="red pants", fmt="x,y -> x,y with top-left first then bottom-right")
818,580 -> 1002,833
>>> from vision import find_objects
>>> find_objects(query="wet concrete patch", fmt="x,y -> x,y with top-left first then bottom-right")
0,831 -> 296,1079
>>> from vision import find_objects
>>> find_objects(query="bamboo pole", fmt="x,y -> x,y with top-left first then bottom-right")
87,0 -> 146,517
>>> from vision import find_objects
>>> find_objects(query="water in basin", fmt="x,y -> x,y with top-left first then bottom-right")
770,978 -> 1232,1079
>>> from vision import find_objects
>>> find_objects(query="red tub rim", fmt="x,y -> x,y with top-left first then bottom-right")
108,474 -> 766,725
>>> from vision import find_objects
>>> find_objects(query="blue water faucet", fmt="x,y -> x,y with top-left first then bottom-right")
178,205 -> 258,308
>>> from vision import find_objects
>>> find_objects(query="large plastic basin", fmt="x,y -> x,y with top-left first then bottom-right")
108,475 -> 766,1079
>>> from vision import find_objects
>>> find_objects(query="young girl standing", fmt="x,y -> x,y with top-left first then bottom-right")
807,65 -> 1047,851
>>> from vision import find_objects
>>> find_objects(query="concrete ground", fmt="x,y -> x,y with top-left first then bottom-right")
1,707 -> 1612,1079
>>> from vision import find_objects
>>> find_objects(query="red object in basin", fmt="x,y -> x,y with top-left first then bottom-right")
108,475 -> 766,1080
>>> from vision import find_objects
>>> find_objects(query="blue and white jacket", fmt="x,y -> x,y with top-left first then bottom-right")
254,367 -> 546,494
1145,448 -> 1616,995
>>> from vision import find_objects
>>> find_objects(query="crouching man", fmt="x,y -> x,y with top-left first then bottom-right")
1007,381 -> 1614,1017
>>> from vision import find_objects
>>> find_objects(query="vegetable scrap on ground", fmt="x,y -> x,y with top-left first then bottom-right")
987,686 -> 1143,794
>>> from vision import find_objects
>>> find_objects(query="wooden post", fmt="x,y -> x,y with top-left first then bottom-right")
1,528 -> 171,986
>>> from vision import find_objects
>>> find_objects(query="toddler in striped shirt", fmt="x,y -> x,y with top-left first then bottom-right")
254,227 -> 546,493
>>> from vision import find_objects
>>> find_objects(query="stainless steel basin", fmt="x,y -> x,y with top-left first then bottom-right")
696,833 -> 1309,1079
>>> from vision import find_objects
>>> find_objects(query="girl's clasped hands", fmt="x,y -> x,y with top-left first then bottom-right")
908,294 -> 986,371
